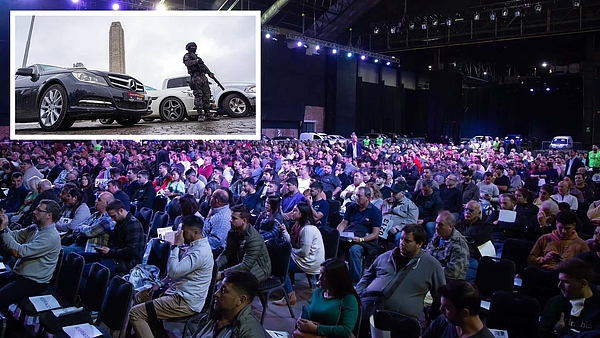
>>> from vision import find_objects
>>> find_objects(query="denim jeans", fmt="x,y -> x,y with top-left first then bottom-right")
466,257 -> 479,283
493,238 -> 505,258
283,258 -> 304,293
424,222 -> 437,242
348,244 -> 365,283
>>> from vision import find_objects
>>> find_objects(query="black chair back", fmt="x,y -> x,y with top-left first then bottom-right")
487,291 -> 540,338
147,238 -> 171,278
50,248 -> 64,291
202,262 -> 219,314
327,200 -> 342,228
318,227 -> 340,260
56,252 -> 85,305
136,207 -> 153,236
371,310 -> 421,338
153,195 -> 168,213
265,239 -> 292,278
99,276 -> 134,333
83,263 -> 110,312
501,239 -> 535,275
475,256 -> 516,299
149,211 -> 169,238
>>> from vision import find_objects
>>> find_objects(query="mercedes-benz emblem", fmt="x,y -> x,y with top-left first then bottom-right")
128,79 -> 136,91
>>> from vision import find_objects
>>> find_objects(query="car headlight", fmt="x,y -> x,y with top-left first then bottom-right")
71,71 -> 108,86
182,90 -> 194,98
244,85 -> 256,93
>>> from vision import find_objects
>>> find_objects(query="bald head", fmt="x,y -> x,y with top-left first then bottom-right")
211,189 -> 229,208
39,179 -> 52,192
464,200 -> 482,223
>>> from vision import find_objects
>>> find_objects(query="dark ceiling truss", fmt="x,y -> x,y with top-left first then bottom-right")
355,1 -> 600,54
304,0 -> 356,38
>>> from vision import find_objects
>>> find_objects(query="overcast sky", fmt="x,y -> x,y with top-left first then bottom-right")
13,12 -> 258,89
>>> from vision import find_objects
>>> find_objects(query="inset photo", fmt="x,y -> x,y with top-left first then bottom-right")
11,10 -> 260,140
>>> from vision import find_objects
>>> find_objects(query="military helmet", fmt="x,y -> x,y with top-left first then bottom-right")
185,42 -> 197,51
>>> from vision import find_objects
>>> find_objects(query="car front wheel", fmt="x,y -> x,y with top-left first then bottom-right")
116,117 -> 141,126
38,84 -> 75,131
222,93 -> 250,117
159,97 -> 186,122
99,118 -> 114,125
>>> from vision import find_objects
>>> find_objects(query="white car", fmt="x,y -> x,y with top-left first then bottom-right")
162,76 -> 256,117
549,135 -> 573,149
144,86 -> 200,122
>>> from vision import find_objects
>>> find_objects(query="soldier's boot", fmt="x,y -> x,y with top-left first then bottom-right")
196,108 -> 206,122
204,109 -> 220,121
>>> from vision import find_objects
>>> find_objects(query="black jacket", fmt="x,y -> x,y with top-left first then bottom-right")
131,181 -> 156,211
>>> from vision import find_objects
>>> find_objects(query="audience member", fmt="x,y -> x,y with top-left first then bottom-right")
426,211 -> 470,281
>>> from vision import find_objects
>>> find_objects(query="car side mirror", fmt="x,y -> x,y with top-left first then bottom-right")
15,68 -> 34,77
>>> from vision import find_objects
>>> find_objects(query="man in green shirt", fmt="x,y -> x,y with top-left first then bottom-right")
589,145 -> 600,173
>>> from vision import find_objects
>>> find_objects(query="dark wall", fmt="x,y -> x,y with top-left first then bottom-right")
261,40 -> 326,123
334,56 -> 358,137
356,81 -> 403,135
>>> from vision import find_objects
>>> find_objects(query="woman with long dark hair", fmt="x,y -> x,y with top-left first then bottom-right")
199,181 -> 220,218
274,202 -> 325,306
254,196 -> 283,241
79,173 -> 96,208
294,258 -> 360,338
57,187 -> 91,233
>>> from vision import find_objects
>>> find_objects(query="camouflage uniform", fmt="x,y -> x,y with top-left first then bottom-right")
183,52 -> 211,111
425,228 -> 470,281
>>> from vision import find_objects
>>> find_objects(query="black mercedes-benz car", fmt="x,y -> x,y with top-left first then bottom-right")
15,64 -> 152,131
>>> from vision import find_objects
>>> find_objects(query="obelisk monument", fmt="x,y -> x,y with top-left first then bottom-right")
109,21 -> 125,74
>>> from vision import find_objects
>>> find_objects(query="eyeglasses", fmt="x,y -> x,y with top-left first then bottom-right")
35,207 -> 49,213
464,208 -> 476,213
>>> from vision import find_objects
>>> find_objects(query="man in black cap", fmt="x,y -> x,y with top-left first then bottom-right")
382,183 -> 419,246
183,42 -> 219,122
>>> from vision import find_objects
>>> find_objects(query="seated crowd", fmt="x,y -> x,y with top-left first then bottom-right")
0,137 -> 600,337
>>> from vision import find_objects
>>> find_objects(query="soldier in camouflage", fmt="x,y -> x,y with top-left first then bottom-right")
183,42 -> 219,122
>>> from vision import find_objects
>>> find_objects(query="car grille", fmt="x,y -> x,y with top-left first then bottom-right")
108,74 -> 145,93
114,98 -> 147,110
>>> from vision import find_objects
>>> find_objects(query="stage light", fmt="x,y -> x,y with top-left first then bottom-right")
374,59 -> 379,63
490,12 -> 496,21
542,62 -> 548,67
409,22 -> 415,30
332,49 -> 338,54
360,55 -> 366,61
112,3 -> 120,10
421,22 -> 427,30
446,18 -> 452,26
535,3 -> 542,13
386,62 -> 391,66
573,0 -> 580,8
428,65 -> 432,70
502,8 -> 508,17
390,26 -> 397,34
546,87 -> 551,91
374,26 -> 379,34
530,88 -> 534,92
432,19 -> 438,27
297,41 -> 303,47
315,45 -> 320,51
72,0 -> 79,3
515,9 -> 521,17
156,3 -> 167,10
474,12 -> 480,21
347,52 -> 352,58
483,71 -> 488,75
265,33 -> 271,39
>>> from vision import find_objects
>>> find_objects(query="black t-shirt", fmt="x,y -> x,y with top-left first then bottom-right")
312,199 -> 330,227
494,175 -> 511,194
422,316 -> 495,338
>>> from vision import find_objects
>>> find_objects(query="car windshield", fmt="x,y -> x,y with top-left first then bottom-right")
39,64 -> 66,72
553,138 -> 568,144
145,85 -> 157,91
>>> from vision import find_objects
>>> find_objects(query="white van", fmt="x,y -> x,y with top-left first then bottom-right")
299,132 -> 328,141
549,136 -> 573,149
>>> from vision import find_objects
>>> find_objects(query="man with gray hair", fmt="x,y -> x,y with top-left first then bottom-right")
337,186 -> 382,284
426,211 -> 470,281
